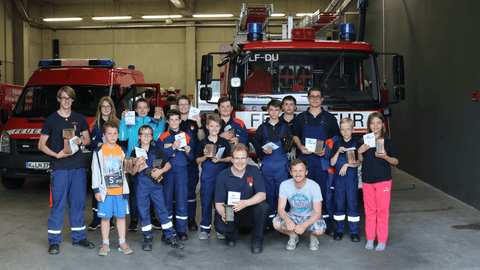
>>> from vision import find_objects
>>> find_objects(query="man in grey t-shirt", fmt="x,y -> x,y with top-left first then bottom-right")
273,158 -> 326,251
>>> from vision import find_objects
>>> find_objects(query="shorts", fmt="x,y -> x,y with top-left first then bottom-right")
273,212 -> 326,232
98,195 -> 130,219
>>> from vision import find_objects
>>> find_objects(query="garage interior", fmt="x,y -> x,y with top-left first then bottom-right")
1,0 -> 479,269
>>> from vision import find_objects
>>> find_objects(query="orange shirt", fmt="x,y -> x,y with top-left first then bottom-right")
102,144 -> 123,196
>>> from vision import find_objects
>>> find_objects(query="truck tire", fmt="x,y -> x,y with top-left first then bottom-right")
1,177 -> 26,189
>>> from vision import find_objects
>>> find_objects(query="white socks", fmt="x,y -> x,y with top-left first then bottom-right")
375,242 -> 386,252
365,240 -> 374,250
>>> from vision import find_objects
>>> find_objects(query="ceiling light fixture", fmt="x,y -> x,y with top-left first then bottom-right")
142,15 -> 182,19
271,13 -> 285,17
296,13 -> 314,17
92,16 -> 132,20
43,17 -> 83,22
192,14 -> 233,18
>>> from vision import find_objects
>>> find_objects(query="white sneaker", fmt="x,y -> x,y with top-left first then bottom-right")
216,232 -> 225,240
199,232 -> 210,240
309,237 -> 319,251
286,235 -> 299,251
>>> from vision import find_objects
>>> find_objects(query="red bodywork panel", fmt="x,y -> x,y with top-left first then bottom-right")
240,40 -> 375,51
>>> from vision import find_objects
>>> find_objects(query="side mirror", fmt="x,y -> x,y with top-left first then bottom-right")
200,87 -> 212,101
393,55 -> 405,85
201,55 -> 213,85
393,87 -> 405,101
1,108 -> 8,124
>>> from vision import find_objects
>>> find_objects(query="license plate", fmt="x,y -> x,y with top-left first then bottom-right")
26,162 -> 50,170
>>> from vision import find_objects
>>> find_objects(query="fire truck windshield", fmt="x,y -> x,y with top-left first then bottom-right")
232,50 -> 378,108
13,85 -> 110,118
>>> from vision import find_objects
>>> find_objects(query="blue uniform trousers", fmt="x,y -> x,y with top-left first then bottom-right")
261,162 -> 288,219
48,168 -> 87,245
333,173 -> 360,234
187,160 -> 200,218
136,175 -> 176,238
162,165 -> 188,233
128,175 -> 157,221
199,167 -> 224,233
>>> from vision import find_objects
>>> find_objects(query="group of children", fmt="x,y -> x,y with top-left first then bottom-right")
88,92 -> 398,256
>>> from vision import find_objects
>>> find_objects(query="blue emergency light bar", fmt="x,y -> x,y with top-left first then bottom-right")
340,23 -> 355,41
247,22 -> 263,41
38,59 -> 115,68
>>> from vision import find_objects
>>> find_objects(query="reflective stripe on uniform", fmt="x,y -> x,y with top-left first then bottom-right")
322,214 -> 330,219
188,199 -> 196,203
200,225 -> 211,229
176,216 -> 188,220
162,222 -> 173,230
48,230 -> 61,234
334,215 -> 346,221
71,226 -> 86,231
348,216 -> 360,222
142,224 -> 152,231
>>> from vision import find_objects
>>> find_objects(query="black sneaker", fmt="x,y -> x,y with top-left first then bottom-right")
143,235 -> 153,251
88,222 -> 100,231
177,232 -> 188,241
164,234 -> 185,249
187,217 -> 198,231
110,222 -> 115,230
151,218 -> 162,230
334,233 -> 344,241
72,239 -> 95,249
325,228 -> 335,236
128,220 -> 138,232
48,244 -> 60,255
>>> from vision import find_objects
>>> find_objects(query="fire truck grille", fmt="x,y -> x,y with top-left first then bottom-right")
15,139 -> 43,155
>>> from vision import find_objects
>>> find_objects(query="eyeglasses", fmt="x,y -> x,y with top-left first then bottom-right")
232,157 -> 248,161
101,106 -> 111,109
140,133 -> 152,137
59,97 -> 74,102
308,95 -> 322,100
178,103 -> 190,107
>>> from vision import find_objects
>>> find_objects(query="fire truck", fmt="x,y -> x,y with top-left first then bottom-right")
0,59 -> 165,189
0,83 -> 24,133
199,2 -> 405,139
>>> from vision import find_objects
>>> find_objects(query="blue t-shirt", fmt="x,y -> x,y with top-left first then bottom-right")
361,137 -> 399,184
279,178 -> 322,217
41,111 -> 89,170
215,164 -> 266,203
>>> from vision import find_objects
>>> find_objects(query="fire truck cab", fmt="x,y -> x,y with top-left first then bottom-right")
0,59 -> 164,189
199,3 -> 405,136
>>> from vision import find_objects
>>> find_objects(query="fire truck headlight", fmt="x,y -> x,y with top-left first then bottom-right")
231,77 -> 241,87
0,131 -> 11,153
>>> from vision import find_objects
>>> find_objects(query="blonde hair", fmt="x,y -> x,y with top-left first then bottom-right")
340,117 -> 354,128
95,97 -> 119,129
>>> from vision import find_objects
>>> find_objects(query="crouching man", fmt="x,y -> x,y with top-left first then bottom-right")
273,158 -> 326,251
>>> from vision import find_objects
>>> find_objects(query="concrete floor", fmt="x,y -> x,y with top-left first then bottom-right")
1,167 -> 480,270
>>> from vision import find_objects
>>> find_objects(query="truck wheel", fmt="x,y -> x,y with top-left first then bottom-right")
1,177 -> 25,189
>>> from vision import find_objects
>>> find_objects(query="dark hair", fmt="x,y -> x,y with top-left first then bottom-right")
103,120 -> 119,132
144,89 -> 155,99
282,95 -> 297,105
231,143 -> 249,157
166,109 -> 181,120
177,95 -> 191,105
166,96 -> 177,103
135,98 -> 149,109
267,99 -> 282,109
218,97 -> 233,107
308,87 -> 323,98
290,158 -> 308,171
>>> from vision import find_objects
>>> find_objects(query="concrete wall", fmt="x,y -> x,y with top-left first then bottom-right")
0,0 -> 15,84
364,0 -> 480,209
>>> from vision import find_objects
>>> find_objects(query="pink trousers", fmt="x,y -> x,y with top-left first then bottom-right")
363,180 -> 392,243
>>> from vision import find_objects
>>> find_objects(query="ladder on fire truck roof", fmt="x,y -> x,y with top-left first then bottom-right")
238,3 -> 274,32
295,0 -> 357,36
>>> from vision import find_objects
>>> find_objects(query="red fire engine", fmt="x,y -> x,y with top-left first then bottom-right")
0,59 -> 165,189
199,2 -> 405,137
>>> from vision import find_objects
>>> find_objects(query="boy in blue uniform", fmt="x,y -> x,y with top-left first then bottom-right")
252,99 -> 291,223
196,114 -> 231,240
38,86 -> 95,255
177,95 -> 206,232
280,96 -> 298,161
292,88 -> 340,235
330,118 -> 362,242
157,109 -> 194,241
92,121 -> 132,256
130,125 -> 184,250
119,98 -> 166,231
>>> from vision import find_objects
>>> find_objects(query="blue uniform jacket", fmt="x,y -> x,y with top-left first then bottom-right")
157,129 -> 194,167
